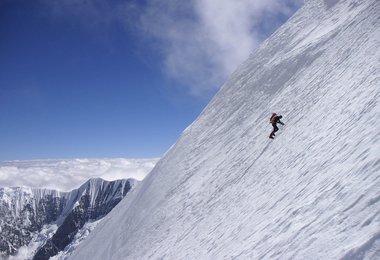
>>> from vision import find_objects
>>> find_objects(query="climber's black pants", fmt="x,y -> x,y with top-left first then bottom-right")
270,124 -> 279,137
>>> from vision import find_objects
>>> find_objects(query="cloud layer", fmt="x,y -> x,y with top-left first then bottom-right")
0,158 -> 158,191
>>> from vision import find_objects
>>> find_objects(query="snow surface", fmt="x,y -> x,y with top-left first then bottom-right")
70,0 -> 380,259
0,158 -> 158,191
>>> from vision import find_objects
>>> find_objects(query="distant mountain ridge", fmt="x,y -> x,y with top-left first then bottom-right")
0,178 -> 136,259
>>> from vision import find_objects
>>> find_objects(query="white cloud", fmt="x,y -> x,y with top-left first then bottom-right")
0,158 -> 158,191
39,0 -> 303,97
132,0 -> 303,97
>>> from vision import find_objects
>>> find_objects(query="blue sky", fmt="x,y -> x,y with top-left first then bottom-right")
0,0 -> 302,160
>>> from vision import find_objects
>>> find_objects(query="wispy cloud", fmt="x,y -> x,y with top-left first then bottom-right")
0,158 -> 158,191
40,0 -> 303,97
128,0 -> 303,97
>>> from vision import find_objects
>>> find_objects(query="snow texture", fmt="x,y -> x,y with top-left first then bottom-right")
70,0 -> 380,259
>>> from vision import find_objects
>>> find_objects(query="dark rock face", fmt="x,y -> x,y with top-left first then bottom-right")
0,178 -> 135,259
0,188 -> 68,257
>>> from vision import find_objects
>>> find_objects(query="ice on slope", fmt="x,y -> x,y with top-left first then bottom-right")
70,0 -> 380,259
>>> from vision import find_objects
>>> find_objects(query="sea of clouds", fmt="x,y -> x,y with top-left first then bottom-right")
0,158 -> 158,191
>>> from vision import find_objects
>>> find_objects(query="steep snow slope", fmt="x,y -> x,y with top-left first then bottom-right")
70,0 -> 380,259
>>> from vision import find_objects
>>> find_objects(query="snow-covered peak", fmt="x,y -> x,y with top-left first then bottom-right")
78,178 -> 135,204
81,177 -> 134,191
0,178 -> 134,221
0,187 -> 67,218
0,187 -> 32,217
0,178 -> 137,258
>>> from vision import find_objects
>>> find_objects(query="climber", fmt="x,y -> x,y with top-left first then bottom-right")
269,113 -> 285,139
